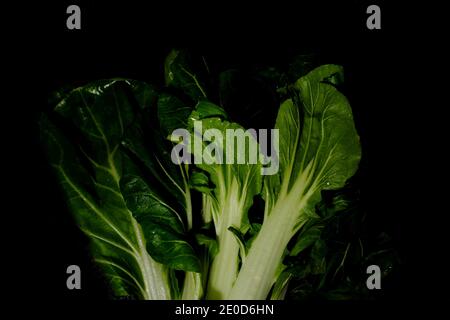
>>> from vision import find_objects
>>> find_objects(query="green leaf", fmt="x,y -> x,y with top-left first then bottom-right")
121,174 -> 201,272
270,272 -> 292,300
40,80 -> 172,299
191,100 -> 228,120
120,90 -> 187,208
229,65 -> 361,299
184,100 -> 263,299
187,101 -> 263,222
290,225 -> 323,256
249,223 -> 262,235
139,219 -> 200,272
157,93 -> 193,138
265,65 -> 360,205
228,226 -> 248,258
128,79 -> 159,110
195,234 -> 219,260
246,223 -> 262,249
41,79 -> 202,299
121,83 -> 195,231
189,170 -> 214,195
164,49 -> 208,101
310,240 -> 327,275
120,174 -> 184,234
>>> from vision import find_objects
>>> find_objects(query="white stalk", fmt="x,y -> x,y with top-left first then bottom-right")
207,182 -> 244,299
227,200 -> 294,299
131,218 -> 171,300
228,189 -> 311,300
182,272 -> 203,300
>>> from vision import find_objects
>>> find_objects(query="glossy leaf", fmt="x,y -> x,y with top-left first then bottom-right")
41,79 -> 201,299
121,174 -> 201,272
229,65 -> 361,299
40,80 -> 172,299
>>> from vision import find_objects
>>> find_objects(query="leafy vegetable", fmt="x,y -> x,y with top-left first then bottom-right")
41,50 -> 396,300
41,79 -> 200,299
228,65 -> 360,299
183,100 -> 262,299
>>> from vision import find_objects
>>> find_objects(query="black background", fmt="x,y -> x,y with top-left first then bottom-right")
6,0 -> 427,317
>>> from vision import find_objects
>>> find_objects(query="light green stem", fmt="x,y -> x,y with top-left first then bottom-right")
132,218 -> 171,300
181,272 -> 203,300
206,192 -> 243,299
227,200 -> 295,300
206,226 -> 240,299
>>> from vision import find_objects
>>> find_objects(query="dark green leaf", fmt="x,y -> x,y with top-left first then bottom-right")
164,49 -> 208,101
121,174 -> 185,234
138,219 -> 201,272
121,174 -> 200,272
228,226 -> 248,256
290,225 -> 323,256
310,240 -> 327,275
270,272 -> 292,300
189,170 -> 214,195
40,80 -> 173,299
157,93 -> 193,137
195,234 -> 218,260
192,100 -> 228,120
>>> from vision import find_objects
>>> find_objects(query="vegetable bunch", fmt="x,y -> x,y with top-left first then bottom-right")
41,50 -> 361,300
